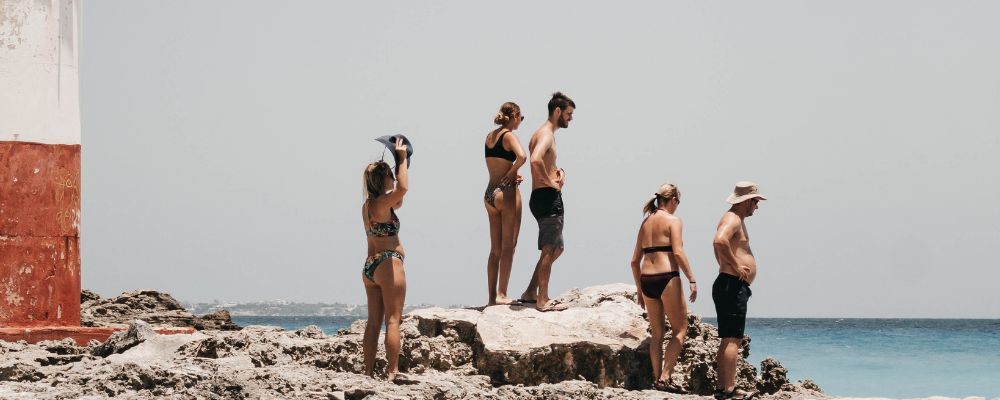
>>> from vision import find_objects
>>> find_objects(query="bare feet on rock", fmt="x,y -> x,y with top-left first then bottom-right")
493,295 -> 516,306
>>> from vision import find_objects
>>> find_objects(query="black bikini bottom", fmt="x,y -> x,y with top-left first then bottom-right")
640,271 -> 680,298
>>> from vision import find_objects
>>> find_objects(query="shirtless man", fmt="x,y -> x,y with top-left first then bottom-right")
712,182 -> 766,400
519,92 -> 575,310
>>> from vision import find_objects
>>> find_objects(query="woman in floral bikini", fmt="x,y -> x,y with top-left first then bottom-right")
360,137 -> 409,381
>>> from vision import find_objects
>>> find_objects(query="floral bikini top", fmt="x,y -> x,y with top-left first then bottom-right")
366,203 -> 400,237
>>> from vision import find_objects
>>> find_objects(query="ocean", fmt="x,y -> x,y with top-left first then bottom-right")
231,316 -> 1000,398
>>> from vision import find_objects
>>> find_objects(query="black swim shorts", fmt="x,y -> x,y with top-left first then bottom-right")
530,188 -> 564,250
529,187 -> 564,220
712,273 -> 752,339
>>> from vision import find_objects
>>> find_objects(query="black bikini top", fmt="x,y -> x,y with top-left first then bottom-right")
642,210 -> 673,253
642,245 -> 673,254
485,130 -> 516,162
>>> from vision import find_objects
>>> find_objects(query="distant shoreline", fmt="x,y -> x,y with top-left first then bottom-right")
191,300 -> 1000,320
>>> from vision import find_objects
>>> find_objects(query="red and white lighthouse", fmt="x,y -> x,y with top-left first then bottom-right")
1,0 -> 82,328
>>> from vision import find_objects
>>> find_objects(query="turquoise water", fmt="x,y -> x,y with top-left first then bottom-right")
232,315 -> 358,333
232,316 -> 1000,398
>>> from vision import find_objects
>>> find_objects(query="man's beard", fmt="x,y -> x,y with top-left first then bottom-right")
557,117 -> 569,128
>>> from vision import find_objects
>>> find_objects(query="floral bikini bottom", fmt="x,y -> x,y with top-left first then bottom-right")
484,180 -> 520,208
363,250 -> 404,281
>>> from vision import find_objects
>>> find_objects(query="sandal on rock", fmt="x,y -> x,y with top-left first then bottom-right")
715,388 -> 758,400
652,379 -> 686,393
391,373 -> 419,385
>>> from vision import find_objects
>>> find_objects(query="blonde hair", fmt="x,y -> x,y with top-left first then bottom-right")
643,183 -> 681,215
362,161 -> 394,201
493,102 -> 521,125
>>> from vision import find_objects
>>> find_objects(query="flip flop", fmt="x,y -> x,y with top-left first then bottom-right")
391,373 -> 419,385
536,303 -> 568,312
653,379 -> 687,393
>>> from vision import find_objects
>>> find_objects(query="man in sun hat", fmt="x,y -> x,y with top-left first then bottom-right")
712,181 -> 766,400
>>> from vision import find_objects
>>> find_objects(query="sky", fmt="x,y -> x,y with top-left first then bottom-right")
79,1 -> 1000,318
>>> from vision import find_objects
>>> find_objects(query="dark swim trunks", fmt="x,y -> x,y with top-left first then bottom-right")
529,187 -> 565,250
712,273 -> 752,338
529,187 -> 564,220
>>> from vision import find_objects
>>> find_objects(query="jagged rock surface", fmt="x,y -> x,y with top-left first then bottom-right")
91,320 -> 157,357
401,284 -> 800,395
82,289 -> 241,331
759,357 -> 791,394
0,284 -> 826,399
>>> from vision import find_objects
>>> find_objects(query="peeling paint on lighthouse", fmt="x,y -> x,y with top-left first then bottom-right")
0,0 -> 82,327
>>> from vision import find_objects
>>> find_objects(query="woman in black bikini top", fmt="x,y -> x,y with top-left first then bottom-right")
482,102 -> 527,306
629,183 -> 698,392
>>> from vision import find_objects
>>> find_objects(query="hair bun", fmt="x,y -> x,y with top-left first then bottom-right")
494,112 -> 509,125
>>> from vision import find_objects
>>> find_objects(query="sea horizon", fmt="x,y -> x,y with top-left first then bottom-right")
185,298 -> 1000,320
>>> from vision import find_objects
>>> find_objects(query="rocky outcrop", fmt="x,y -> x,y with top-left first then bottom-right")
82,290 -> 240,331
91,320 -> 157,357
196,309 -> 240,330
759,357 -> 790,394
0,284 -> 826,399
396,284 -> 802,395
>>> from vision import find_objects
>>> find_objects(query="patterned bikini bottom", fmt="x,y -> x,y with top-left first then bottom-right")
484,181 -> 520,208
363,250 -> 404,281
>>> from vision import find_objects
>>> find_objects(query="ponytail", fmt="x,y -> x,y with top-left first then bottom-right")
643,195 -> 660,216
643,183 -> 680,215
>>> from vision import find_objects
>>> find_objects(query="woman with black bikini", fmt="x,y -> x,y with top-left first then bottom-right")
629,183 -> 698,392
483,102 -> 527,306
361,137 -> 409,381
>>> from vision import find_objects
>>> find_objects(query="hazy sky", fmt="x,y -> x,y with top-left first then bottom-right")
80,1 -> 999,318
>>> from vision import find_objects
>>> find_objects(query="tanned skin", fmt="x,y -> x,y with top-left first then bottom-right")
483,113 -> 527,306
712,198 -> 759,393
629,198 -> 697,385
361,138 -> 409,381
519,105 -> 573,310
